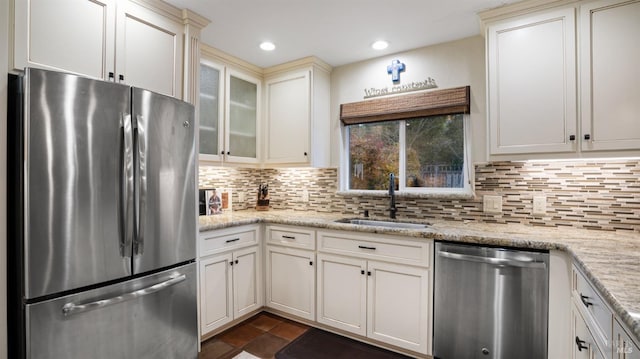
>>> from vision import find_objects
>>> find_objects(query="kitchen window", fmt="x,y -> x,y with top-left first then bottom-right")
341,86 -> 472,194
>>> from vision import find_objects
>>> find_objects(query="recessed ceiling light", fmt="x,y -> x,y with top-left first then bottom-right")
260,41 -> 276,51
371,40 -> 389,50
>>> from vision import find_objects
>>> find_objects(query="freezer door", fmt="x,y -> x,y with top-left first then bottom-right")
26,262 -> 197,359
131,88 -> 196,274
24,68 -> 133,299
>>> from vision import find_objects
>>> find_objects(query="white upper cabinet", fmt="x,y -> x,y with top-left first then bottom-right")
226,69 -> 261,163
264,70 -> 311,164
114,0 -> 183,97
198,46 -> 262,164
487,7 -> 577,156
12,0 -> 116,79
12,0 -> 184,98
199,60 -> 225,161
484,0 -> 640,159
580,0 -> 640,152
263,58 -> 332,167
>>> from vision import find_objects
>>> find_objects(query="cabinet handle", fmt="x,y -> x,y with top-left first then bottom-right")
118,74 -> 124,83
235,259 -> 239,265
580,294 -> 593,308
584,134 -> 591,140
358,245 -> 376,250
309,261 -> 313,266
575,336 -> 588,352
569,135 -> 576,141
367,271 -> 372,276
282,235 -> 296,240
361,270 -> 365,275
230,261 -> 233,266
225,238 -> 240,243
108,72 -> 114,81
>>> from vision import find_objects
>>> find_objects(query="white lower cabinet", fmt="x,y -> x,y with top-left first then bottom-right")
199,226 -> 262,337
317,253 -> 430,354
573,302 -> 607,359
316,229 -> 432,355
613,319 -> 640,359
265,245 -> 316,320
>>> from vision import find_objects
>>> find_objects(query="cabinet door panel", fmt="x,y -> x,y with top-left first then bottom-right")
225,70 -> 261,163
613,319 -> 640,359
116,1 -> 183,97
572,304 -> 603,359
488,8 -> 577,155
266,246 -> 315,320
200,253 -> 233,335
581,0 -> 640,151
14,0 -> 115,78
233,247 -> 262,317
316,254 -> 367,336
265,71 -> 310,164
199,60 -> 225,161
367,261 -> 429,354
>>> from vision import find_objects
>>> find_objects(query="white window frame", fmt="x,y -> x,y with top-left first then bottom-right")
340,114 -> 474,197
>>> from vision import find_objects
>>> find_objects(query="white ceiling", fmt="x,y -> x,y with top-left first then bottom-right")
165,0 -> 522,68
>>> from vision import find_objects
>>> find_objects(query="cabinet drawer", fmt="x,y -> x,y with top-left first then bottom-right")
318,231 -> 430,267
199,225 -> 259,256
573,265 -> 613,350
266,225 -> 315,250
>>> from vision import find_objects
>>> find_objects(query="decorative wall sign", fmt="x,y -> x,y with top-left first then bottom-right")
363,78 -> 438,99
387,59 -> 406,82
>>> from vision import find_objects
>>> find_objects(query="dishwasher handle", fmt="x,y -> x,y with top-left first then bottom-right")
437,250 -> 547,269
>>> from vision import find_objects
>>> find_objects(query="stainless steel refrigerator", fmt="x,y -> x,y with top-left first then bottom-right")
7,68 -> 198,359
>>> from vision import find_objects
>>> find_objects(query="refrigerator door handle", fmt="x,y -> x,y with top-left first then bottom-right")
119,113 -> 134,258
61,274 -> 186,316
133,115 -> 146,256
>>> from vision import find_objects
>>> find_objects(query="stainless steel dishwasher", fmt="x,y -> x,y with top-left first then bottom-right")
433,241 -> 549,359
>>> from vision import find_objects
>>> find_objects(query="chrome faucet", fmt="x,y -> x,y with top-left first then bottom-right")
388,173 -> 397,219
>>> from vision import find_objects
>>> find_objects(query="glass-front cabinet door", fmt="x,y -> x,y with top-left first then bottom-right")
226,69 -> 261,163
199,60 -> 224,161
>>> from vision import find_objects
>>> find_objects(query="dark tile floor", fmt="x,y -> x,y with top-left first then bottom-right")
199,312 -> 310,359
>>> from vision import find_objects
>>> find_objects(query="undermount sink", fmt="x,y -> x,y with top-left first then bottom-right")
335,218 -> 429,230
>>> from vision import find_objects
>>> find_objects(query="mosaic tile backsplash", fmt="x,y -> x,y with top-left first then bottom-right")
199,159 -> 640,232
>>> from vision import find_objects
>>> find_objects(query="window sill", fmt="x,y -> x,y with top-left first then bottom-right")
336,189 -> 475,200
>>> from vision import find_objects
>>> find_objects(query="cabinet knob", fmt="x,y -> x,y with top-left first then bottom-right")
235,259 -> 239,264
367,271 -> 372,276
584,134 -> 591,140
304,152 -> 308,156
569,135 -> 576,141
227,151 -> 230,155
220,150 -> 225,155
309,261 -> 313,266
575,336 -> 588,352
361,270 -> 365,275
118,74 -> 124,83
108,72 -> 114,81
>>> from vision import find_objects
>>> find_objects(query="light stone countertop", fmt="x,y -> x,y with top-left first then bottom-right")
199,209 -> 640,342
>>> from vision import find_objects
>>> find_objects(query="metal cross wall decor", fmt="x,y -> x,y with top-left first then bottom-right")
387,59 -> 405,83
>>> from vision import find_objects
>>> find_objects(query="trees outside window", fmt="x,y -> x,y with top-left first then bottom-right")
348,114 -> 465,191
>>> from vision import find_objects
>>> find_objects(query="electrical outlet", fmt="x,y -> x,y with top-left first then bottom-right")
533,196 -> 547,216
301,189 -> 309,203
238,192 -> 245,203
483,195 -> 502,214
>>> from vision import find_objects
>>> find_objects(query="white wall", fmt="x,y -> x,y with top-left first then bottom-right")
329,36 -> 487,167
0,0 -> 9,357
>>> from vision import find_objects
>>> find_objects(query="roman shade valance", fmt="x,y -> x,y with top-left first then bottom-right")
340,86 -> 470,125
